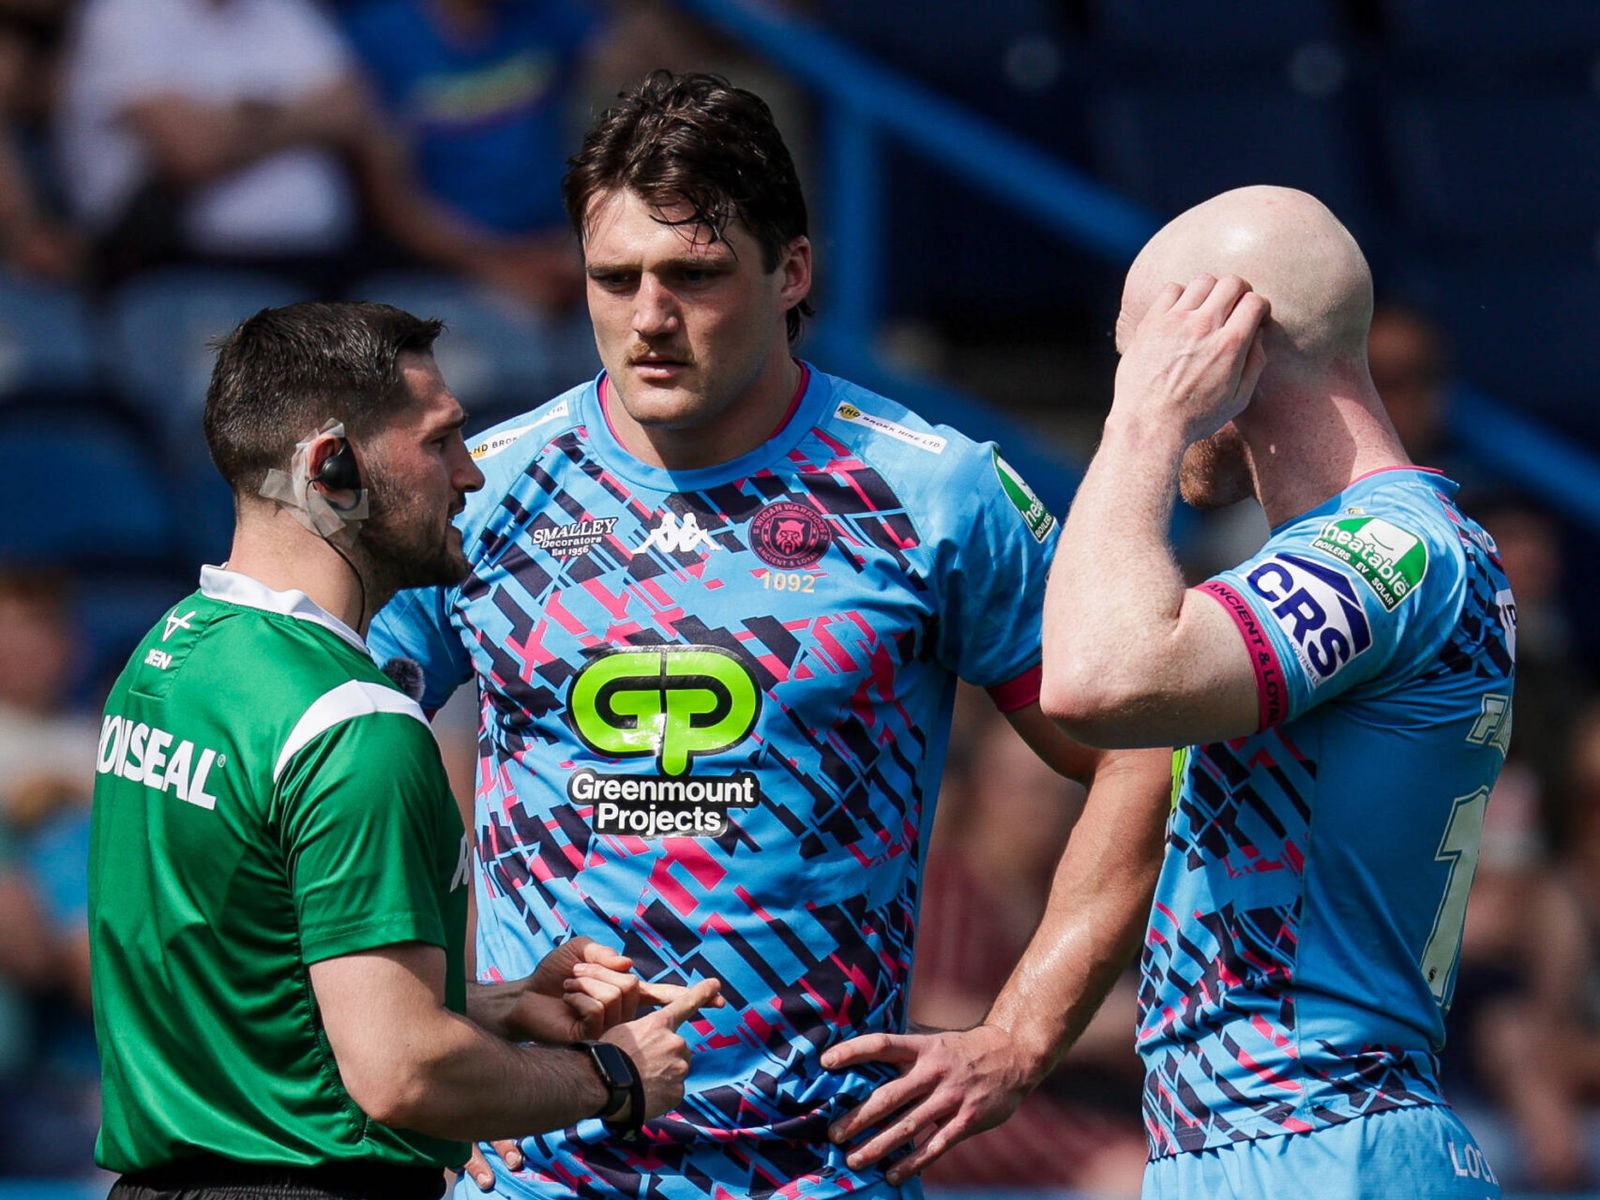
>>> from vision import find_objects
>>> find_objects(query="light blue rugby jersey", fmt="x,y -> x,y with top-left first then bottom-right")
1140,467 -> 1516,1158
370,365 -> 1056,1198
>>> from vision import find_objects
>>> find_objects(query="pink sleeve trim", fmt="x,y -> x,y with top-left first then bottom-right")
1196,582 -> 1287,731
986,664 -> 1042,714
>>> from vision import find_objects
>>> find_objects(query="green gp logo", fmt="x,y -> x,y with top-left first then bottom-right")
569,646 -> 761,776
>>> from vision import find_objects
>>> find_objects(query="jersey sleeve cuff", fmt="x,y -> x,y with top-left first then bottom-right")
1196,582 -> 1288,731
986,664 -> 1042,714
299,913 -> 447,966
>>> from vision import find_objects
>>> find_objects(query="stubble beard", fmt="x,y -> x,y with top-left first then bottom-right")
358,468 -> 471,595
1178,426 -> 1256,510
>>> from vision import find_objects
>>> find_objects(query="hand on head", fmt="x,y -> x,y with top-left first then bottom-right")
1112,272 -> 1270,447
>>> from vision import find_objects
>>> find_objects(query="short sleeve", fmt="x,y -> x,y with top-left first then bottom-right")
369,585 -> 473,715
277,710 -> 458,964
1197,512 -> 1442,730
932,445 -> 1057,697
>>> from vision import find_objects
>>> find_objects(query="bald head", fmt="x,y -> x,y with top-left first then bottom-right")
1122,187 -> 1373,378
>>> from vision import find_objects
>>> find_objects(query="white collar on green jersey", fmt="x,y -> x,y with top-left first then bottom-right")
199,565 -> 368,655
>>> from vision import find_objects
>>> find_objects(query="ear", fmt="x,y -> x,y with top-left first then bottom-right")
306,435 -> 342,485
776,236 -> 812,312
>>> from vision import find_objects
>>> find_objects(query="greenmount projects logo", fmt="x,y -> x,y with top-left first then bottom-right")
1310,516 -> 1428,610
567,645 -> 762,837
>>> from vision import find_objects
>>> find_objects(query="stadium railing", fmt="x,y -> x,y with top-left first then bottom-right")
671,0 -> 1600,534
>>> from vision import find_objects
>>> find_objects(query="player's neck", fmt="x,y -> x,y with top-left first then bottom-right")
223,517 -> 379,638
607,355 -> 804,472
1247,393 -> 1412,527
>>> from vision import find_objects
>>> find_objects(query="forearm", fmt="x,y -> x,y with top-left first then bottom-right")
982,748 -> 1167,1079
1045,418 -> 1189,692
376,1006 -> 606,1141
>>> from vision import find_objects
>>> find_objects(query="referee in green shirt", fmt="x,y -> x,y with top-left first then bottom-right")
89,302 -> 721,1200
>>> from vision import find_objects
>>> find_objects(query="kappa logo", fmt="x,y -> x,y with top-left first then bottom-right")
636,511 -> 718,557
163,609 -> 196,642
1246,552 -> 1373,685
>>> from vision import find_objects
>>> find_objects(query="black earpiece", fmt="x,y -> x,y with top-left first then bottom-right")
313,438 -> 362,493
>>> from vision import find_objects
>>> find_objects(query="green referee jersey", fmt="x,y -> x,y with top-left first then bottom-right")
89,566 -> 469,1174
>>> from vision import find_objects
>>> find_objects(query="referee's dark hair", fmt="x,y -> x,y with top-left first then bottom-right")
562,69 -> 813,343
204,301 -> 443,497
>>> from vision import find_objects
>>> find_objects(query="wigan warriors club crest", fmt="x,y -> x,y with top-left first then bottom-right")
748,502 -> 831,569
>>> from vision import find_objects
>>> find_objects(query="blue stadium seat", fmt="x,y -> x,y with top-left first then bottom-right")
1087,0 -> 1344,64
0,273 -> 96,398
813,0 -> 1085,155
102,267 -> 304,461
1089,83 -> 1371,233
1381,0 -> 1600,73
1382,92 -> 1600,245
354,271 -> 595,425
0,411 -> 173,566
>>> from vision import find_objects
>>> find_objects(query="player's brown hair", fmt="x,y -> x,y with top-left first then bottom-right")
562,70 -> 813,343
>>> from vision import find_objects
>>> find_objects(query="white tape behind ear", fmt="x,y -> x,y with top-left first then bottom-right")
259,418 -> 370,543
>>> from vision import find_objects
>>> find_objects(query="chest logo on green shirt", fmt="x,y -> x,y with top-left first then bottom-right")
566,646 -> 763,838
1310,516 -> 1428,611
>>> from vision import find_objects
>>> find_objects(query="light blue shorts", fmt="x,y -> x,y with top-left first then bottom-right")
1141,1105 -> 1501,1200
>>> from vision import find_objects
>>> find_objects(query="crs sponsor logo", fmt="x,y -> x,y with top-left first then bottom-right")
96,714 -> 223,810
1245,552 -> 1372,685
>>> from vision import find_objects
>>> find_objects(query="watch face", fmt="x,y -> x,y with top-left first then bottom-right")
590,1041 -> 636,1085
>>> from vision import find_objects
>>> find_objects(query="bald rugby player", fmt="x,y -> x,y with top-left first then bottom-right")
1042,186 -> 1515,1199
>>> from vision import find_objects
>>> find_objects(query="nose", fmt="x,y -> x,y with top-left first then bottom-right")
453,445 -> 485,495
632,276 -> 679,339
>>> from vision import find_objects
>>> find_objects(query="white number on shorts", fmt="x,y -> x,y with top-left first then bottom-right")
1419,786 -> 1490,1007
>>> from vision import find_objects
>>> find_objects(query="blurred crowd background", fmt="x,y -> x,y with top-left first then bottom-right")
1,0 -> 1599,1196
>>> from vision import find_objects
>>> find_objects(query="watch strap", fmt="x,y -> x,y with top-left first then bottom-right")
574,1040 -> 644,1132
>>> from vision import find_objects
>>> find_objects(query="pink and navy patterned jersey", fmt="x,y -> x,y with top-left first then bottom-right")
1140,468 -> 1516,1158
369,366 -> 1056,1198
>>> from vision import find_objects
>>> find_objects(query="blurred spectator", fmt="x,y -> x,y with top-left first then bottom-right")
337,0 -> 602,313
336,0 -> 785,317
1448,701 -> 1600,1194
1478,497 -> 1590,847
0,568 -> 99,1175
1368,300 -> 1497,497
1438,496 -> 1595,1192
55,0 -> 373,288
910,686 -> 1146,1199
0,0 -> 79,280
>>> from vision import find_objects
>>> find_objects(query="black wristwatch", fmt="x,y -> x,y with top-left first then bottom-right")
573,1040 -> 644,1132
